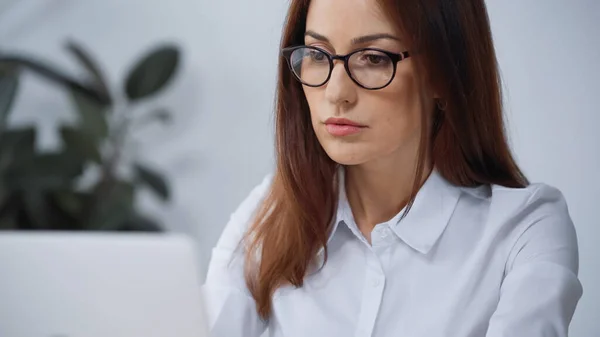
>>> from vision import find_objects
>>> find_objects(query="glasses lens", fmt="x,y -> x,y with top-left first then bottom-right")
348,50 -> 394,89
289,47 -> 330,86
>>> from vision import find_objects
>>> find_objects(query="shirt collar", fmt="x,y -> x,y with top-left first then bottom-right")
329,166 -> 462,255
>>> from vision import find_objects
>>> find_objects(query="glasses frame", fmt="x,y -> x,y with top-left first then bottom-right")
281,45 -> 411,90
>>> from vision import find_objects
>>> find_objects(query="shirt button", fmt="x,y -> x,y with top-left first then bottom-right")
371,278 -> 381,287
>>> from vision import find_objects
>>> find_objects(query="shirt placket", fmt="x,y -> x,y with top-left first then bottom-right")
354,225 -> 392,337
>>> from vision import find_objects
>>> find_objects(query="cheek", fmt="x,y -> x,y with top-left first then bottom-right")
372,68 -> 423,140
303,87 -> 322,124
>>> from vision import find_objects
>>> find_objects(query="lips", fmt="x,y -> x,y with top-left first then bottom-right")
324,117 -> 366,137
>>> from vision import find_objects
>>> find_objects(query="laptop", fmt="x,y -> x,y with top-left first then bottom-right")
0,232 -> 209,337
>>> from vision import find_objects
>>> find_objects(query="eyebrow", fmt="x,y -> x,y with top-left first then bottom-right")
304,30 -> 400,45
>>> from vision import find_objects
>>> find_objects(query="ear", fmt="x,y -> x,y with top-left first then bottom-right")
428,91 -> 443,111
431,90 -> 445,110
436,98 -> 448,111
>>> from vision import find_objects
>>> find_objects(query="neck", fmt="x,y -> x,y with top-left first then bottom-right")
344,156 -> 432,236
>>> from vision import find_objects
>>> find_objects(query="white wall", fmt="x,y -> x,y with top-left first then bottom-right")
1,1 -> 598,336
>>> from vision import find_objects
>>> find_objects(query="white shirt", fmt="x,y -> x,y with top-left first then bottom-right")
202,169 -> 582,337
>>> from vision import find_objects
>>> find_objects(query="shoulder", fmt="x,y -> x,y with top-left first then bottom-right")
230,173 -> 274,225
215,173 -> 274,250
479,183 -> 583,333
484,182 -> 578,273
458,181 -> 577,268
203,174 -> 274,334
458,181 -> 571,226
488,182 -> 571,228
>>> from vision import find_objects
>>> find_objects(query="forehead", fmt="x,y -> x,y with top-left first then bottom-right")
305,0 -> 396,40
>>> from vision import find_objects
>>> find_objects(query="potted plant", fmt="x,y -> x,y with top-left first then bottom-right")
0,41 -> 180,231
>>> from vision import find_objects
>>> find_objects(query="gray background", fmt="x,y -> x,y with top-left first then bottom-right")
0,0 -> 597,335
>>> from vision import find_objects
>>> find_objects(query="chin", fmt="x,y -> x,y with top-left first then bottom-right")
320,140 -> 372,166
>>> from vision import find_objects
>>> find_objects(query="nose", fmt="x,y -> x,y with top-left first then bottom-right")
324,61 -> 357,106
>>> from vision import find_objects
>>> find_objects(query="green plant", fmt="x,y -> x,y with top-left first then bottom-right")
0,41 -> 180,231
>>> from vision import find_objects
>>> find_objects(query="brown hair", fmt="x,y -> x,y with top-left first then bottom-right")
244,0 -> 528,319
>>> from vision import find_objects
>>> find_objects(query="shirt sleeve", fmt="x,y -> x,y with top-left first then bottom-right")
201,174 -> 273,337
486,184 -> 583,337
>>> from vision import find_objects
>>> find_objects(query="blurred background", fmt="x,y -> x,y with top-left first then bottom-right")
0,0 -> 597,336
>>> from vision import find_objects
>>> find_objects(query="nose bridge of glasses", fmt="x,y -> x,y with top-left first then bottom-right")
329,54 -> 346,69
330,54 -> 346,61
329,54 -> 352,76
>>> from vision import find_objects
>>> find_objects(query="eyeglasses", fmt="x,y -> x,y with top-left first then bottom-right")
281,45 -> 410,90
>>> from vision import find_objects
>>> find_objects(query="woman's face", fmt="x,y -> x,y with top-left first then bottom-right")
303,0 -> 430,167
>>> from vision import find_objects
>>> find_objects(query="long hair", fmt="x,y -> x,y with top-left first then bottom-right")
244,0 -> 528,319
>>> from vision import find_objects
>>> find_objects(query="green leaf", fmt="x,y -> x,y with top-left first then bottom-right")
23,190 -> 50,229
0,182 -> 8,207
0,191 -> 23,229
38,152 -> 86,178
65,40 -> 112,105
51,190 -> 91,222
134,163 -> 170,201
0,64 -> 20,130
2,55 -> 110,139
0,127 -> 36,170
88,181 -> 135,230
0,127 -> 35,148
53,190 -> 84,215
121,212 -> 163,232
70,89 -> 109,141
60,125 -> 102,163
0,54 -> 110,105
0,211 -> 17,230
124,45 -> 180,101
4,152 -> 85,191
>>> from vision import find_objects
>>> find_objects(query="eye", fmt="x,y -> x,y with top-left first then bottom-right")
351,50 -> 393,68
365,54 -> 386,65
359,53 -> 391,67
308,50 -> 327,62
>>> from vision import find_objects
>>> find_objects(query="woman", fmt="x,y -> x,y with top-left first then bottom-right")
202,0 -> 582,336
